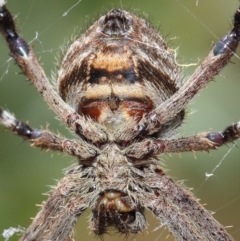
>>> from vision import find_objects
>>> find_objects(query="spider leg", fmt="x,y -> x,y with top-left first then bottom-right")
137,7 -> 240,135
0,108 -> 98,160
126,121 -> 240,158
164,121 -> 240,153
0,1 -> 107,143
145,168 -> 234,241
20,168 -> 90,241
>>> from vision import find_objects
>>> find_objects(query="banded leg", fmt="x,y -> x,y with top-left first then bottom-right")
164,122 -> 240,153
0,1 -> 107,143
125,121 -> 240,159
147,169 -> 234,241
136,8 -> 240,136
0,108 -> 98,160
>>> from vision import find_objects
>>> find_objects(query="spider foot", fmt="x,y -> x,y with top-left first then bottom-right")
207,122 -> 240,145
0,108 -> 41,139
0,3 -> 29,57
213,7 -> 240,55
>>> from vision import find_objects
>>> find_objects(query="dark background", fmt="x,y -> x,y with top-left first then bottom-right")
0,0 -> 240,240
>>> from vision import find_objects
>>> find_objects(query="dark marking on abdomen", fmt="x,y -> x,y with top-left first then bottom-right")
89,67 -> 136,84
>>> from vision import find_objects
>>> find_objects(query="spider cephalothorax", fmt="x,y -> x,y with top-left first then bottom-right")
1,2 -> 240,241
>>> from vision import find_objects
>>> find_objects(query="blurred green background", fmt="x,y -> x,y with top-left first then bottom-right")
0,0 -> 240,240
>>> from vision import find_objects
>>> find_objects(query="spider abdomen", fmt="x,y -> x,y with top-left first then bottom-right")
57,9 -> 182,135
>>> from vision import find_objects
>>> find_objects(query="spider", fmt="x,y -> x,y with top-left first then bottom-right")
0,0 -> 240,240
